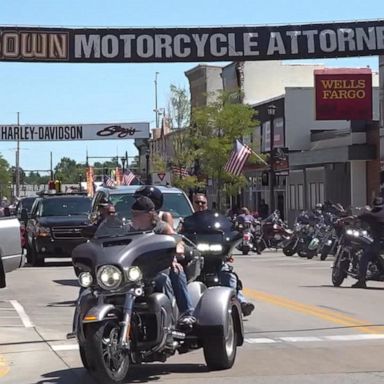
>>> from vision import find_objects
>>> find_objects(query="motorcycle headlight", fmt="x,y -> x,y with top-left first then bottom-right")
79,272 -> 93,288
353,230 -> 360,237
346,229 -> 353,236
97,265 -> 123,290
197,243 -> 223,253
126,266 -> 142,282
361,230 -> 368,236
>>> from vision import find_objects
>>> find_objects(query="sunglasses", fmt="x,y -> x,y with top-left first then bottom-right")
194,200 -> 207,206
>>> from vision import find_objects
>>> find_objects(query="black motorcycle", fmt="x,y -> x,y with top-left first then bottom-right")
332,218 -> 384,287
71,216 -> 244,384
180,210 -> 243,286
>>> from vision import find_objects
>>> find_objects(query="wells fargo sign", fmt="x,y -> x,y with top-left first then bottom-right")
0,19 -> 383,63
314,68 -> 372,120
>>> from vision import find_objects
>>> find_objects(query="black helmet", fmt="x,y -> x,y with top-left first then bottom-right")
372,196 -> 384,208
133,186 -> 163,210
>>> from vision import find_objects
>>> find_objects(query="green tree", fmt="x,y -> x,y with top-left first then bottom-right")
0,156 -> 11,198
54,157 -> 86,184
191,90 -> 258,209
168,84 -> 190,130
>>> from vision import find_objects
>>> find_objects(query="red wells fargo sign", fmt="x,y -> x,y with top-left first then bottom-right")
314,68 -> 372,120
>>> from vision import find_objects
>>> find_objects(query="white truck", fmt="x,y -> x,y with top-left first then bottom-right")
0,216 -> 24,288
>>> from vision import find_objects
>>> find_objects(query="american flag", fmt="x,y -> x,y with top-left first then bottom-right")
103,175 -> 115,187
121,170 -> 136,185
224,140 -> 252,176
171,165 -> 190,178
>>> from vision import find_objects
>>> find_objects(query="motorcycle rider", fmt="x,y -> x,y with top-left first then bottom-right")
130,195 -> 196,327
351,196 -> 384,288
133,185 -> 174,228
190,194 -> 255,316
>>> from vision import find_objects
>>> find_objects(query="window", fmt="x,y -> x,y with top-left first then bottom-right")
319,183 -> 325,203
310,183 -> 317,208
289,184 -> 296,210
298,184 -> 304,210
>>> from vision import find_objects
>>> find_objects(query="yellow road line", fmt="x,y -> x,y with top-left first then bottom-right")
244,288 -> 384,334
0,355 -> 10,378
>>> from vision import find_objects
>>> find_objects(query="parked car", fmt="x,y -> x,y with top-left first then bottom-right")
91,185 -> 194,229
24,192 -> 92,266
0,216 -> 24,288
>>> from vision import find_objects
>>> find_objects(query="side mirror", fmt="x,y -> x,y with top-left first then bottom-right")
81,225 -> 97,239
20,209 -> 29,222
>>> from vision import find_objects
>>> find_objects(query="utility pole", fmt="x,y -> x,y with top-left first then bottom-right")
154,72 -> 159,128
50,152 -> 53,179
15,112 -> 20,197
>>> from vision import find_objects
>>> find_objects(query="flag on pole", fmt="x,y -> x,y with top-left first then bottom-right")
171,165 -> 190,178
115,167 -> 121,186
103,174 -> 115,187
121,169 -> 136,185
224,139 -> 252,176
86,166 -> 94,197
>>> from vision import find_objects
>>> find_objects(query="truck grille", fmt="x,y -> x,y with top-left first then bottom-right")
52,226 -> 86,239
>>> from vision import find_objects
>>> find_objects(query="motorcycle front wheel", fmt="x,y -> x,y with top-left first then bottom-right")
332,250 -> 349,287
84,320 -> 130,384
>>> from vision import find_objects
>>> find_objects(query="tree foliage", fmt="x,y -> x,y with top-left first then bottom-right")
54,157 -> 86,183
191,90 -> 258,207
168,84 -> 190,130
0,156 -> 11,198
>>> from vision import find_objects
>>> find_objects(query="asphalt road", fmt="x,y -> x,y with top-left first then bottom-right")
2,250 -> 384,384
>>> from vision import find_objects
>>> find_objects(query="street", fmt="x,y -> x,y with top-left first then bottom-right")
2,251 -> 384,384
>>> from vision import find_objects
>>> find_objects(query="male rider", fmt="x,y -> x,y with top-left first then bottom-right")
189,194 -> 255,317
130,196 -> 196,327
352,196 -> 384,288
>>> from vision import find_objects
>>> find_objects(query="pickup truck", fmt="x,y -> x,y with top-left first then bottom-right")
24,192 -> 91,266
0,216 -> 24,288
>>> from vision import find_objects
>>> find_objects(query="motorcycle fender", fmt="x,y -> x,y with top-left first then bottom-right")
83,304 -> 119,323
194,286 -> 244,345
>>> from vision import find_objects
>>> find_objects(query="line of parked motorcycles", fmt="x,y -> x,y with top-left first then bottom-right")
234,203 -> 346,261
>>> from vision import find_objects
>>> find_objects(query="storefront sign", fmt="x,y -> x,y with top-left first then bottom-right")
0,122 -> 150,141
314,68 -> 372,120
0,20 -> 383,63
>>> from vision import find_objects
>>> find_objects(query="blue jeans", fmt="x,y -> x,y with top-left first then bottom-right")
219,263 -> 246,304
169,268 -> 194,315
155,269 -> 193,315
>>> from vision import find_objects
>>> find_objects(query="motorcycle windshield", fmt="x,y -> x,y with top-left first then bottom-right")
181,210 -> 233,234
180,211 -> 240,257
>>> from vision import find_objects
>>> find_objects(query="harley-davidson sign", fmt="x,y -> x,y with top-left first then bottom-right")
0,19 -> 383,63
314,68 -> 372,120
0,123 -> 150,141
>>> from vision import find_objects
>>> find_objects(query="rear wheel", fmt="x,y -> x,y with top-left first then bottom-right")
320,245 -> 332,261
242,249 -> 249,255
203,307 -> 237,370
306,249 -> 317,259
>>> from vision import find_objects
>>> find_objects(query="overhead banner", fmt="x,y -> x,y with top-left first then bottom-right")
314,68 -> 372,120
0,122 -> 150,141
0,20 -> 383,63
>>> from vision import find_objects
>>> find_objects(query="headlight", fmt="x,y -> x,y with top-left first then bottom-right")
79,272 -> 93,288
197,243 -> 223,253
37,225 -> 50,237
346,229 -> 353,235
361,230 -> 368,236
97,265 -> 123,290
353,230 -> 360,237
126,266 -> 142,282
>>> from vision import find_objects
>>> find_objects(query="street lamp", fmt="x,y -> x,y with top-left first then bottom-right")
15,112 -> 20,197
145,149 -> 150,185
267,104 -> 277,214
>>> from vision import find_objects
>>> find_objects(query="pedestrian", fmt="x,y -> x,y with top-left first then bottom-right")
258,199 -> 269,219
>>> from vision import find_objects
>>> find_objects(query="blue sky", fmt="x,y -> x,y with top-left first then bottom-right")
0,0 -> 381,173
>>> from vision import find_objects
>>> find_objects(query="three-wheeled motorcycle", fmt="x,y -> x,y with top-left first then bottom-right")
70,216 -> 244,384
